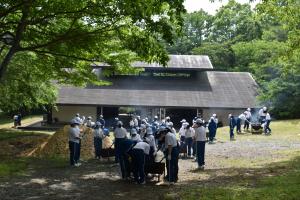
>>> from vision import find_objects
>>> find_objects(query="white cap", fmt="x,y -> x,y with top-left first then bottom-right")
183,122 -> 189,128
96,121 -> 101,126
247,108 -> 251,111
180,119 -> 186,123
196,119 -> 203,124
212,114 -> 217,117
154,116 -> 158,119
100,115 -> 103,118
87,116 -> 92,119
131,128 -> 137,135
75,113 -> 80,117
168,122 -> 173,127
166,116 -> 170,120
263,106 -> 267,111
210,117 -> 214,120
70,118 -> 79,125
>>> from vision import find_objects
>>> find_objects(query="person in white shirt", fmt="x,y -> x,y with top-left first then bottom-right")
237,113 -> 246,133
157,127 -> 179,184
132,141 -> 150,184
93,122 -> 105,159
244,108 -> 252,131
113,121 -> 128,162
69,119 -> 82,166
264,112 -> 272,134
185,124 -> 195,158
212,114 -> 218,140
179,122 -> 188,150
145,127 -> 157,163
193,119 -> 206,170
259,106 -> 267,123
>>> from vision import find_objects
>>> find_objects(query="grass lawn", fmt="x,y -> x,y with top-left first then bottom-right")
178,156 -> 300,200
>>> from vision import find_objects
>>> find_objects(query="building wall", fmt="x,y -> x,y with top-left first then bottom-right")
52,105 -> 97,123
203,108 -> 246,126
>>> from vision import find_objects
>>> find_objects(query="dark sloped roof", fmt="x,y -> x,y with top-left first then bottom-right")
93,55 -> 213,70
56,71 -> 258,108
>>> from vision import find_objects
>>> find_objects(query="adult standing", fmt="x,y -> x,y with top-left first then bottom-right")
13,114 -> 18,128
229,114 -> 236,140
212,114 -> 218,139
68,119 -> 82,166
264,112 -> 272,135
208,117 -> 217,144
193,119 -> 206,170
185,124 -> 194,158
17,113 -> 22,126
114,121 -> 128,163
93,122 -> 104,159
157,127 -> 179,184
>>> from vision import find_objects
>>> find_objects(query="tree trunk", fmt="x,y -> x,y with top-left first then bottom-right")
0,1 -> 31,81
0,47 -> 17,81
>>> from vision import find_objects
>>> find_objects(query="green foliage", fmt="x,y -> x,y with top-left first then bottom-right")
166,10 -> 212,54
193,42 -> 235,70
0,0 -> 186,113
209,0 -> 262,43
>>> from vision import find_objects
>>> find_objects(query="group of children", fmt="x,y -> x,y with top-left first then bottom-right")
229,107 -> 272,140
68,108 -> 271,184
68,114 -> 208,185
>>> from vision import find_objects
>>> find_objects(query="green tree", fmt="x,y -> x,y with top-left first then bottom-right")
209,0 -> 262,43
0,0 -> 185,113
166,10 -> 212,54
192,42 -> 235,71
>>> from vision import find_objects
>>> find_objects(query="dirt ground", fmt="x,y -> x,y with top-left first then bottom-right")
1,131 -> 300,200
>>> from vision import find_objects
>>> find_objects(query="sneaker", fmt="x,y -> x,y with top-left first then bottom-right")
74,163 -> 81,167
169,182 -> 175,185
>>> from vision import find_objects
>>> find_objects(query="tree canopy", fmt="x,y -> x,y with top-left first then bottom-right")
0,0 -> 185,113
168,0 -> 300,118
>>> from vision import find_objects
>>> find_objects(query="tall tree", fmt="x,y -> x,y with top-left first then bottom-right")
166,9 -> 212,54
0,0 -> 185,82
0,0 -> 185,113
209,0 -> 262,43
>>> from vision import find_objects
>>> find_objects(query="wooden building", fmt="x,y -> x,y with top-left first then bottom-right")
53,55 -> 258,127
